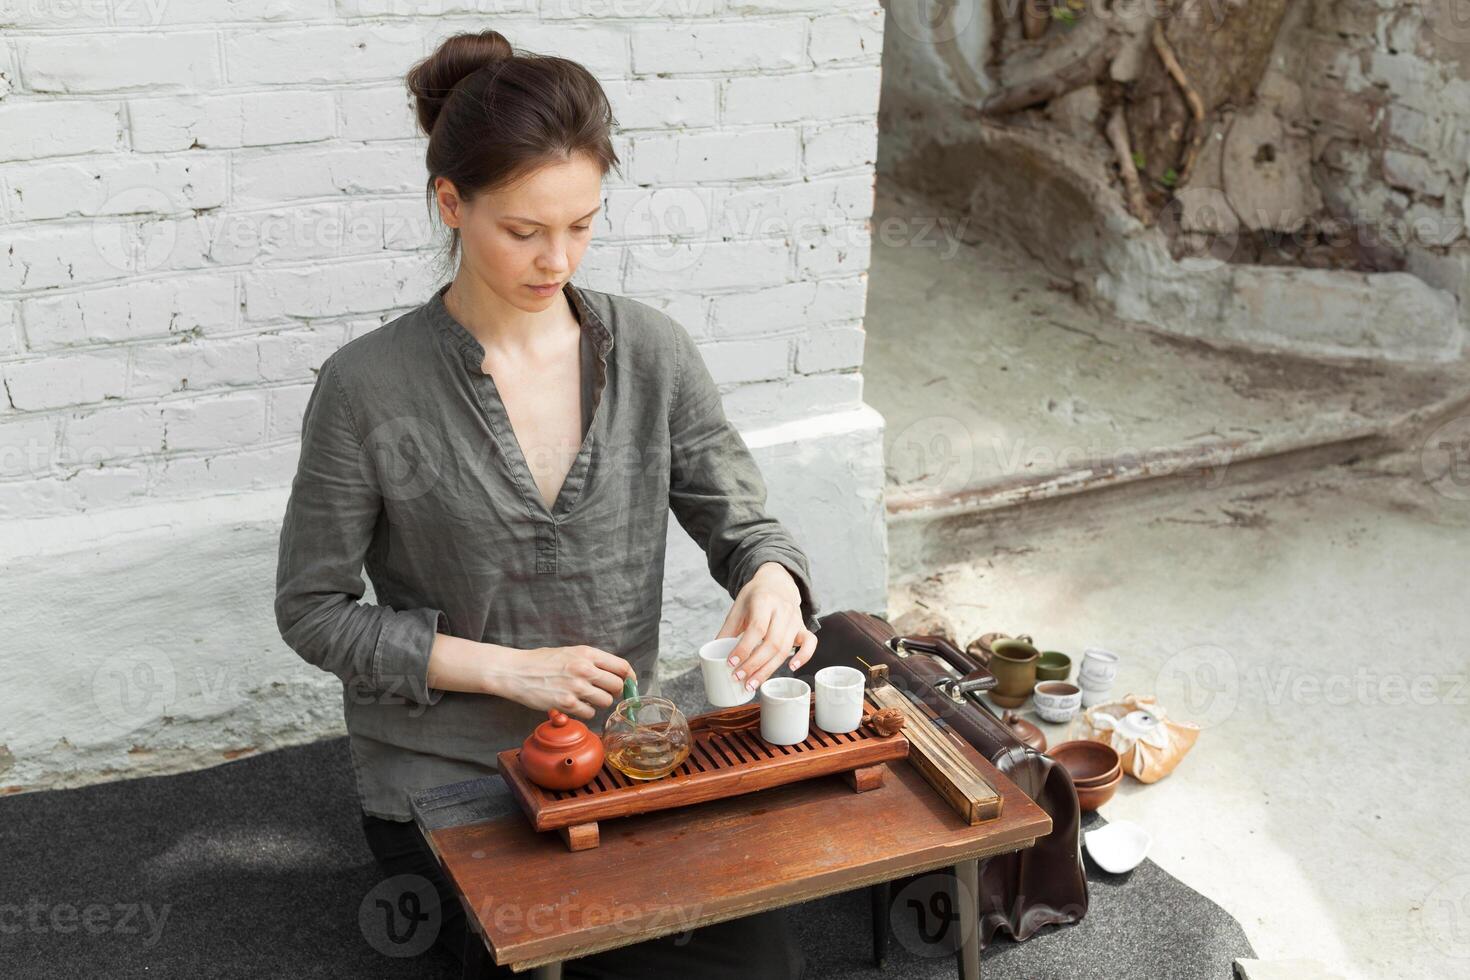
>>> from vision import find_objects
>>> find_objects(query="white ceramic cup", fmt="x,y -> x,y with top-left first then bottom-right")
1032,681 -> 1082,723
1079,679 -> 1114,708
698,637 -> 754,707
759,677 -> 811,745
1078,647 -> 1120,686
814,665 -> 866,733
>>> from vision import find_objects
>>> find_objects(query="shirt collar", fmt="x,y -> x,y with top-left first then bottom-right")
427,280 -> 614,370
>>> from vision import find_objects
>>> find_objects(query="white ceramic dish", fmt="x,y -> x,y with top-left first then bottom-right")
1084,820 -> 1152,874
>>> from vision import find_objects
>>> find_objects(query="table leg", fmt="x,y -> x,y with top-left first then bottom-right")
870,880 -> 890,967
952,859 -> 981,980
532,964 -> 563,980
460,927 -> 487,980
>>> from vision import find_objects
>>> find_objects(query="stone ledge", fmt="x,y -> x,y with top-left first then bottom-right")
895,120 -> 1467,365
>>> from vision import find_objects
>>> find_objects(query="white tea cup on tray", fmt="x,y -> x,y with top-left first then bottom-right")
814,665 -> 865,733
698,636 -> 756,707
758,677 -> 811,745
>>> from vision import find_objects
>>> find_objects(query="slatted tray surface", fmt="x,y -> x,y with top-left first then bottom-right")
497,698 -> 909,836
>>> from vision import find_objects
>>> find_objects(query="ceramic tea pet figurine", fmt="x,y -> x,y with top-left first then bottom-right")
520,709 -> 604,791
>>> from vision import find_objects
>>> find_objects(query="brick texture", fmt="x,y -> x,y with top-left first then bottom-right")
1288,1 -> 1470,252
0,3 -> 884,520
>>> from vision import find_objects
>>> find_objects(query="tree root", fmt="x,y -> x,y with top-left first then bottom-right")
980,36 -> 1119,116
1151,20 -> 1206,187
1106,106 -> 1152,225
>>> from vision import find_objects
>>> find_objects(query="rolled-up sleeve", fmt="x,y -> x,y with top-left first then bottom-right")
274,356 -> 448,706
666,319 -> 822,634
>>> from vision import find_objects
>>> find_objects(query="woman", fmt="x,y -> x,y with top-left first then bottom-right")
274,29 -> 822,980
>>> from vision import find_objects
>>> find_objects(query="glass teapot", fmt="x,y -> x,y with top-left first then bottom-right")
602,696 -> 691,781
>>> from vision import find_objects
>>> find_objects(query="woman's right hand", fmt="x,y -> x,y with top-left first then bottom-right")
502,645 -> 634,720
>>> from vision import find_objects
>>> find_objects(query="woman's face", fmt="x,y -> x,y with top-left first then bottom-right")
437,152 -> 602,311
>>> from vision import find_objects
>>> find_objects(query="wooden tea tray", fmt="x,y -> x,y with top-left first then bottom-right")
496,697 -> 910,850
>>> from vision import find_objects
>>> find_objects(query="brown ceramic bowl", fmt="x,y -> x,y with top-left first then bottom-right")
1047,739 -> 1122,788
1074,767 -> 1123,812
1074,762 -> 1122,789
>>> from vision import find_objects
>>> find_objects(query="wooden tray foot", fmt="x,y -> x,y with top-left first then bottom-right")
842,763 -> 887,793
558,822 -> 600,851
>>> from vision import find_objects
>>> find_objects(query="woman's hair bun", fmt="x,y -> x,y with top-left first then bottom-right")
406,30 -> 515,136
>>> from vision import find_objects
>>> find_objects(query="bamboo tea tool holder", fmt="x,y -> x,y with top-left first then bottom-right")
859,661 -> 1002,824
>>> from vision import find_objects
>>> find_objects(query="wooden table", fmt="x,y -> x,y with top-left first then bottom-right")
412,749 -> 1051,979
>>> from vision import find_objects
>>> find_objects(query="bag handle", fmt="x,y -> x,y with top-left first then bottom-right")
888,633 -> 997,698
891,632 -> 994,668
887,632 -> 974,664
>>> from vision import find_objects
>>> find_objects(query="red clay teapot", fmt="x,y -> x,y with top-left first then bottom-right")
520,709 -> 604,791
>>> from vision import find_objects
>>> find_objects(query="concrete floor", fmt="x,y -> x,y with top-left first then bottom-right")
887,453 -> 1470,980
863,177 -> 1470,979
863,184 -> 1470,515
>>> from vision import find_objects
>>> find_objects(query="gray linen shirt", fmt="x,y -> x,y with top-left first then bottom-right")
274,280 -> 822,820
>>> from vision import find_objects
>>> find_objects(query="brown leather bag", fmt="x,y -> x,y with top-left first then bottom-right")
806,610 -> 1090,949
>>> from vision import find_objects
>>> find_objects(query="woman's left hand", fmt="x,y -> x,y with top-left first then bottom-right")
716,562 -> 819,694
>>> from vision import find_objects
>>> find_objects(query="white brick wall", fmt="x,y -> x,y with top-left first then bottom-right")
0,2 -> 884,522
0,3 -> 890,794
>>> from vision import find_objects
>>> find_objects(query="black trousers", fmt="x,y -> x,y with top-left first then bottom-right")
360,812 -> 808,980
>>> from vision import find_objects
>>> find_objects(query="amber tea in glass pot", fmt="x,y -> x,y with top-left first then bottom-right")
602,696 -> 692,780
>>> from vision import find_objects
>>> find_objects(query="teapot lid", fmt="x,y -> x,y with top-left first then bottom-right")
1117,710 -> 1160,739
531,710 -> 593,750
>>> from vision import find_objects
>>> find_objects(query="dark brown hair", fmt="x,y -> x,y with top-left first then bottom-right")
405,30 -> 621,274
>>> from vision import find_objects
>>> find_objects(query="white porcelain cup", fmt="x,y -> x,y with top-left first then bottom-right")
814,666 -> 865,733
699,637 -> 754,707
759,677 -> 811,745
1032,681 -> 1082,723
1078,647 -> 1120,686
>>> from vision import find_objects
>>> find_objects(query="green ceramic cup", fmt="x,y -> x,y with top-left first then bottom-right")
986,637 -> 1039,708
1035,651 -> 1072,682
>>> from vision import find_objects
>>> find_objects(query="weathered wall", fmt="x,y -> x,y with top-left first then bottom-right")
875,0 -> 1469,363
0,2 -> 889,793
1287,0 -> 1470,320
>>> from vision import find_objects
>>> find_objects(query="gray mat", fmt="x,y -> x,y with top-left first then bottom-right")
0,672 -> 1253,978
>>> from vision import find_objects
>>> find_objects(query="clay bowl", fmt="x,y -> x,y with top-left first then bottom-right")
1075,768 -> 1123,812
1035,651 -> 1072,682
1074,767 -> 1121,789
1047,739 -> 1122,788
